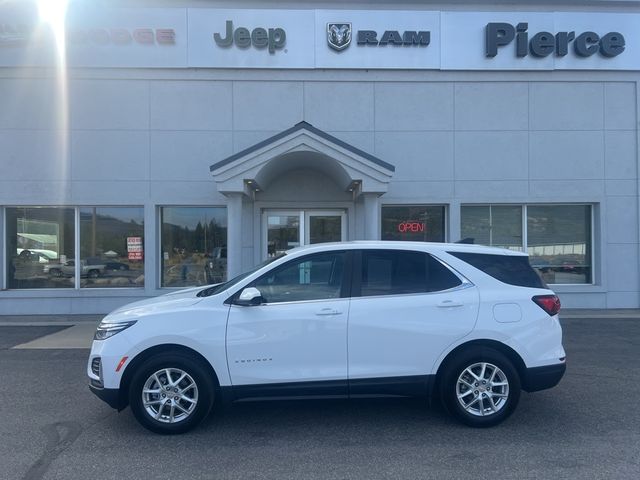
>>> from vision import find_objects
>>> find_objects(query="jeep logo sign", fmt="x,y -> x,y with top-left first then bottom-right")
214,20 -> 286,54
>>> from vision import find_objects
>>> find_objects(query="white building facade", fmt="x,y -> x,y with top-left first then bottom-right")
1,0 -> 639,314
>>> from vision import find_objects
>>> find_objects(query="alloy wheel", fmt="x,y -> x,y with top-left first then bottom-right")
455,362 -> 510,417
141,368 -> 199,424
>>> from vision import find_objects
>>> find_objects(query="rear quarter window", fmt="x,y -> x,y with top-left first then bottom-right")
448,252 -> 546,289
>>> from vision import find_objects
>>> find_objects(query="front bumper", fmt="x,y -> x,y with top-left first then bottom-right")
89,383 -> 125,410
522,362 -> 566,392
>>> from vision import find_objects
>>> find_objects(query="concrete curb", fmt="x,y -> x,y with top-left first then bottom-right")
0,322 -> 81,327
0,315 -> 103,326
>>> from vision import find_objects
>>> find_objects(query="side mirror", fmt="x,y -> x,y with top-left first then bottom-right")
235,287 -> 264,306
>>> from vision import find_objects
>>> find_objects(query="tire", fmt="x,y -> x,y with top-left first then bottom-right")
88,269 -> 100,278
49,268 -> 62,278
128,353 -> 215,434
439,347 -> 521,428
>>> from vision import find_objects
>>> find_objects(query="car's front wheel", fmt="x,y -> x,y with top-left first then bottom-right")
440,347 -> 521,428
128,353 -> 215,434
49,268 -> 62,278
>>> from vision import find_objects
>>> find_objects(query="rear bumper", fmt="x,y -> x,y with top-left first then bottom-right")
89,383 -> 125,410
522,362 -> 566,392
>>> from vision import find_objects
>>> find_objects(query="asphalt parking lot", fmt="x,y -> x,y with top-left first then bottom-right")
1,316 -> 639,480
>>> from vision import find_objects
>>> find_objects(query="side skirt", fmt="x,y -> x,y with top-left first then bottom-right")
220,375 -> 435,404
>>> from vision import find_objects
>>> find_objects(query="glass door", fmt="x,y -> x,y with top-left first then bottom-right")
305,211 -> 346,245
263,210 -> 346,259
265,211 -> 301,258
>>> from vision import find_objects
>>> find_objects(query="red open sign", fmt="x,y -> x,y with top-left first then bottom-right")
398,221 -> 425,233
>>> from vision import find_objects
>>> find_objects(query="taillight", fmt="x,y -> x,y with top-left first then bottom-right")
532,295 -> 561,316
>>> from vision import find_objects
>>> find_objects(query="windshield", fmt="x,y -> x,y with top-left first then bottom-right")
196,254 -> 286,297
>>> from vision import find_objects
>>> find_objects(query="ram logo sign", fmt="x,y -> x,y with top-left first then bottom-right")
327,23 -> 352,51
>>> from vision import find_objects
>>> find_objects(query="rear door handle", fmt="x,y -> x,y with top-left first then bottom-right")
437,300 -> 464,308
316,308 -> 342,316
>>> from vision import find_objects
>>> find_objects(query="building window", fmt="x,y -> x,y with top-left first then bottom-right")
5,207 -> 75,289
526,205 -> 592,285
160,207 -> 228,287
461,204 -> 592,284
381,205 -> 446,242
460,205 -> 523,251
79,207 -> 145,288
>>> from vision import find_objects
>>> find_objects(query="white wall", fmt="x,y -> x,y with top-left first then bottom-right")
0,69 -> 638,312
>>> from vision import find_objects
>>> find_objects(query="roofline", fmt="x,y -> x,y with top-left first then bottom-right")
209,121 -> 395,173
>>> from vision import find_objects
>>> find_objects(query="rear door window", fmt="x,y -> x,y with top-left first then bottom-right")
448,252 -> 545,288
357,250 -> 462,297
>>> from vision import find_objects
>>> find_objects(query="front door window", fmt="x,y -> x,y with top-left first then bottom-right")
253,252 -> 345,303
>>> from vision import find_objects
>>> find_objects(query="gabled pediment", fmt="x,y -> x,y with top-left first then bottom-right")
210,122 -> 395,195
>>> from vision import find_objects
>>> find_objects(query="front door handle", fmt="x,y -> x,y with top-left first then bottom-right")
437,300 -> 464,308
315,308 -> 342,316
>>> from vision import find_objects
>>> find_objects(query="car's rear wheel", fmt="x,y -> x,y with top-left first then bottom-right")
440,347 -> 520,428
129,353 -> 215,434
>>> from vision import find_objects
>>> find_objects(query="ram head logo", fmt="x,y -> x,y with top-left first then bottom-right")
327,23 -> 352,51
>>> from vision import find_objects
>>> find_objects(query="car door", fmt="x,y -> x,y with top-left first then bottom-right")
347,249 -> 479,391
226,250 -> 351,396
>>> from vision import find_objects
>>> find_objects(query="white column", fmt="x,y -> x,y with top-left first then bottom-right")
362,193 -> 381,240
225,192 -> 244,279
448,201 -> 461,243
144,203 -> 157,292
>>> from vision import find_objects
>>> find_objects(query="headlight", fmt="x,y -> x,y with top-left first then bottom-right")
94,320 -> 137,340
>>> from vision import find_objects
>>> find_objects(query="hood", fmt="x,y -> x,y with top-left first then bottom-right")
104,285 -> 217,322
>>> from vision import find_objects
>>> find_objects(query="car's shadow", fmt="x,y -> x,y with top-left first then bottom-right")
104,393 -> 570,441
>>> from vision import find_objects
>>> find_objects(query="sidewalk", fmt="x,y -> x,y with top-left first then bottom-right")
0,314 -> 103,326
1,309 -> 640,326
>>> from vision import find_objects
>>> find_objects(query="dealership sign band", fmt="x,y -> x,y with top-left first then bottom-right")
0,6 -> 638,70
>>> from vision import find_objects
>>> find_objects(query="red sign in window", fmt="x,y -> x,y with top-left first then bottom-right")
397,221 -> 425,233
127,237 -> 143,261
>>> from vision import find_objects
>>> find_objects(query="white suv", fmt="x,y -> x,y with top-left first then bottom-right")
87,242 -> 566,434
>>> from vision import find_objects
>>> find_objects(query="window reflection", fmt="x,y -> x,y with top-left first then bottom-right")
6,207 -> 75,289
460,204 -> 592,284
161,207 -> 228,287
267,214 -> 300,257
252,252 -> 345,303
527,205 -> 591,284
461,205 -> 523,251
79,207 -> 145,288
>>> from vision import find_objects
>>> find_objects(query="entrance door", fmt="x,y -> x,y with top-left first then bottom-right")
264,210 -> 346,259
